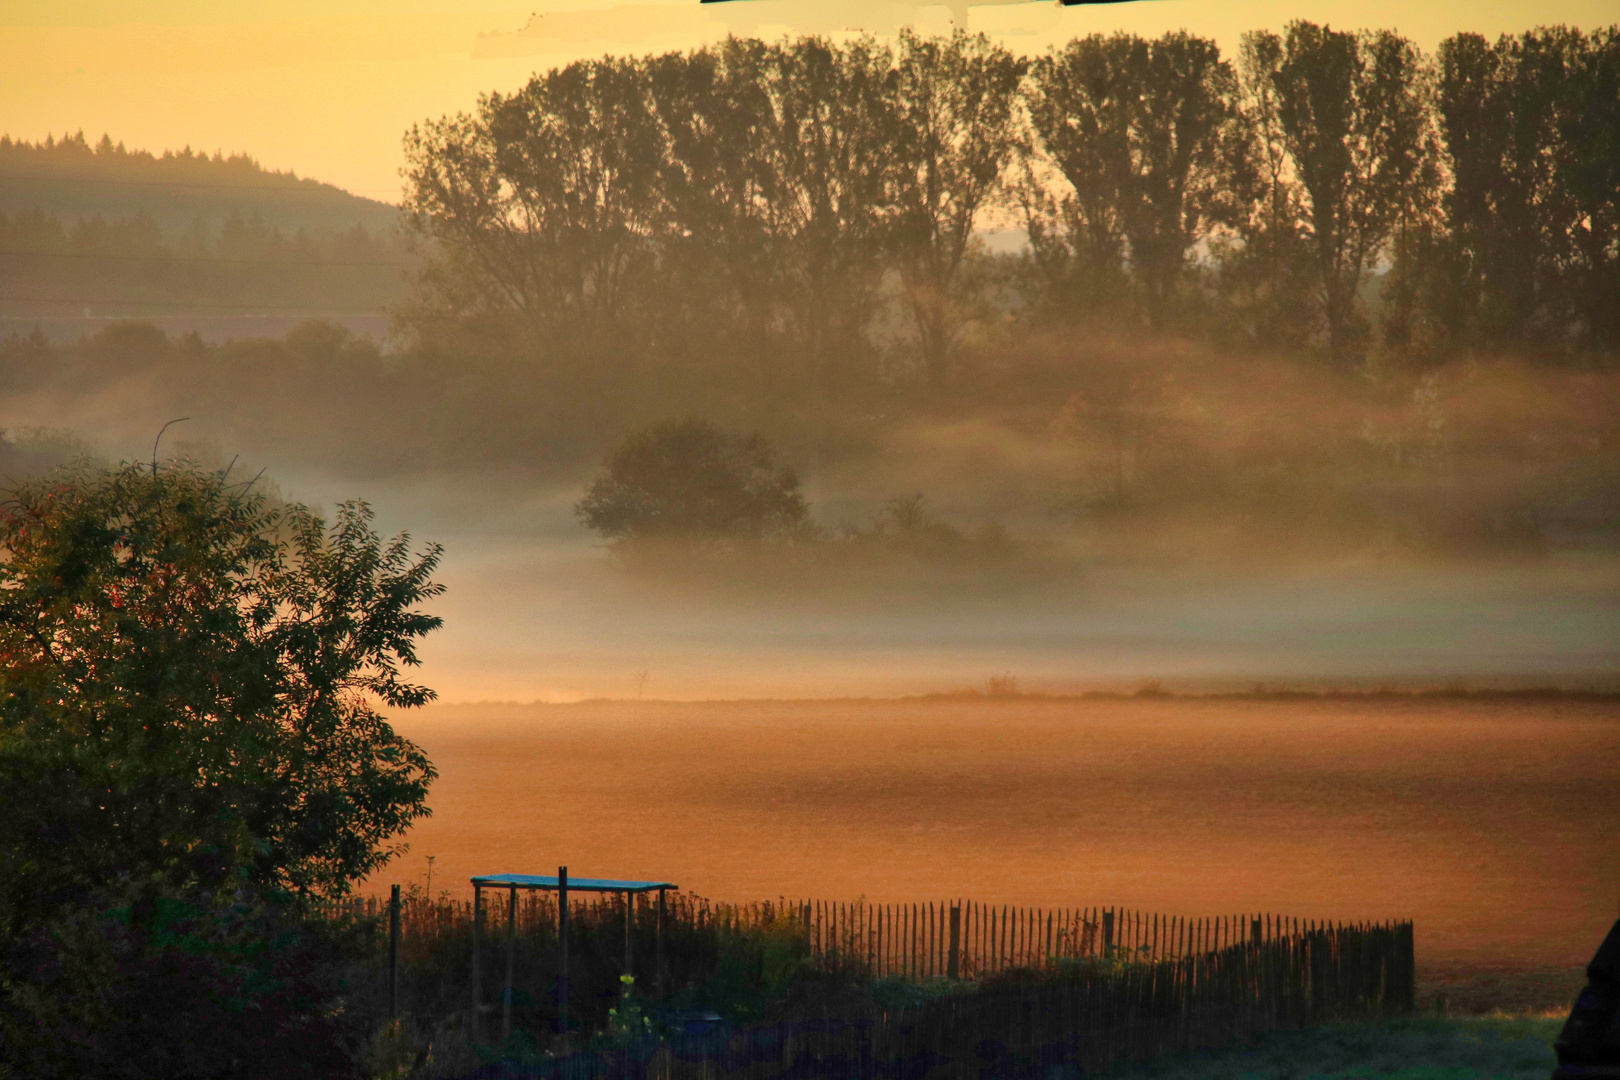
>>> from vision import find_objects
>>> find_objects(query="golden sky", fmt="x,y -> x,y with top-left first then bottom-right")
3,0 -> 1614,203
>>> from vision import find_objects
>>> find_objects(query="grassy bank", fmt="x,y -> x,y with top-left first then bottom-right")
1100,1014 -> 1564,1080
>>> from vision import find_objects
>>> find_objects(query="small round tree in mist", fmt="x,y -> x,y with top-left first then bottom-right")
577,419 -> 810,546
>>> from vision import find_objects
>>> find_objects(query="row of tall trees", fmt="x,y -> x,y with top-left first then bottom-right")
404,31 -> 1023,388
403,23 -> 1618,387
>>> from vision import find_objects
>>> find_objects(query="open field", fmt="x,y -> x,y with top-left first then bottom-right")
1098,1014 -> 1565,1080
385,695 -> 1619,1011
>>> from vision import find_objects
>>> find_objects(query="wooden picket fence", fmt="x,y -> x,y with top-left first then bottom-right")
313,890 -> 797,965
465,919 -> 1415,1080
321,893 -> 1388,979
317,893 -> 1410,993
792,900 -> 1391,980
314,892 -> 1412,1078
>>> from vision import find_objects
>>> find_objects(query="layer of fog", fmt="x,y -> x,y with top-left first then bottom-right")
267,468 -> 1620,703
6,368 -> 1618,703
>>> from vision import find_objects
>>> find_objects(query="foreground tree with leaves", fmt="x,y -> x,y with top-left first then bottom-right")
0,460 -> 444,1078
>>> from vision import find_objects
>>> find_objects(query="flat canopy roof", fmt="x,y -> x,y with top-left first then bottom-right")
470,874 -> 676,893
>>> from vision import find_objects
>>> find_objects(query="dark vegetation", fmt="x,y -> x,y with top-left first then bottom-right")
576,419 -> 811,547
0,132 -> 409,318
0,460 -> 444,1079
572,422 -> 1039,588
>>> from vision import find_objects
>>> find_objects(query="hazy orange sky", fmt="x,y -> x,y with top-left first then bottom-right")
4,0 -> 1615,202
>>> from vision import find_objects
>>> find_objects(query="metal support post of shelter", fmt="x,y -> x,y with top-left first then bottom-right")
469,867 -> 675,1051
558,866 -> 568,1045
503,884 -> 517,1041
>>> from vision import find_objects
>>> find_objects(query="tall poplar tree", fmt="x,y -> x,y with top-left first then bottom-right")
652,37 -> 900,390
767,36 -> 901,388
648,39 -> 788,382
1219,31 -> 1320,351
400,56 -> 665,358
1247,22 -> 1439,365
1556,26 -> 1620,357
1025,32 -> 1239,329
890,28 -> 1026,385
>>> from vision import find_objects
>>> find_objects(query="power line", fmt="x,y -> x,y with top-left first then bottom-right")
0,249 -> 408,269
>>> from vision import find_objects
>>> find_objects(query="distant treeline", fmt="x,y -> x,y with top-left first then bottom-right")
0,132 -> 409,317
403,23 -> 1619,382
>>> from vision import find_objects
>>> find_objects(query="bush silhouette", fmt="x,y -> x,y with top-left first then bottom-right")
577,419 -> 810,546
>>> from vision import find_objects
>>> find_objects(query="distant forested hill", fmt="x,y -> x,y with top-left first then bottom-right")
0,132 -> 410,332
0,131 -> 398,239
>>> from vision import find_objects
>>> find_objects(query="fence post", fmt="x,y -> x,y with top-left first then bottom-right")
1397,921 -> 1415,1014
948,906 -> 961,980
1103,910 -> 1115,959
389,884 -> 401,1021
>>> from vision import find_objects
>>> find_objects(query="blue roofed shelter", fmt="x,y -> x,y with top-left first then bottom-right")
470,866 -> 677,1043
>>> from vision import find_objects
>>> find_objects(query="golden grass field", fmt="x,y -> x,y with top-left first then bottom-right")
386,695 -> 1619,1008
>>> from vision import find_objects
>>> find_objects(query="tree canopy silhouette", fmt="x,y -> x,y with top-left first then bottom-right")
0,460 -> 443,919
576,419 -> 810,546
0,459 -> 444,1078
401,24 -> 1616,372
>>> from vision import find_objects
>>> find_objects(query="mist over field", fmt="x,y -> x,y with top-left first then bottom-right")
4,316 -> 1620,704
1,395 -> 1614,703
4,299 -> 1618,701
